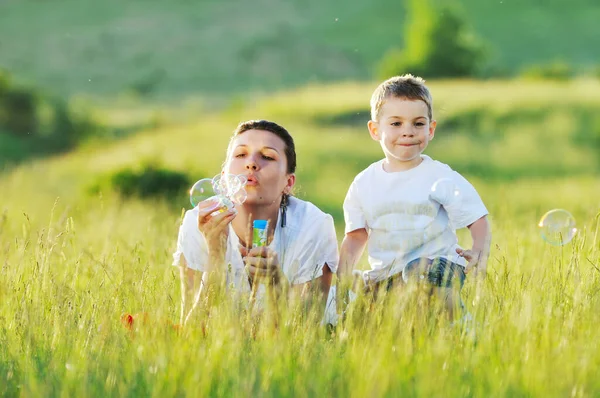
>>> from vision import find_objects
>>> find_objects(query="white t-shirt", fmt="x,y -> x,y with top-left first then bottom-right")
344,155 -> 488,283
172,196 -> 339,294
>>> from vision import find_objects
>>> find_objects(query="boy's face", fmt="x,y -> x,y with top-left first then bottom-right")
368,97 -> 436,171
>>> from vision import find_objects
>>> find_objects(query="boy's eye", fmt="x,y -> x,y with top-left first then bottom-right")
391,122 -> 402,127
415,122 -> 425,127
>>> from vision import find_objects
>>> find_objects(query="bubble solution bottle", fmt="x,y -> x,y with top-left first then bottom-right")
252,220 -> 268,248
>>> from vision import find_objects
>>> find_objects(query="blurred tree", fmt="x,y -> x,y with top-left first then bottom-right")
0,70 -> 101,167
0,70 -> 9,95
377,0 -> 489,79
0,87 -> 39,136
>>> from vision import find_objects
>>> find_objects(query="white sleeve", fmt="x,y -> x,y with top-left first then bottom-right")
289,214 -> 339,285
444,172 -> 488,230
171,209 -> 209,272
343,179 -> 366,234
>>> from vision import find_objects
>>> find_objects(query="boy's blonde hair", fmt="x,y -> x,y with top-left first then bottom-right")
370,74 -> 433,121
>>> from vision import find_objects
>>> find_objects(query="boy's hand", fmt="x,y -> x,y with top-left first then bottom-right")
456,248 -> 486,277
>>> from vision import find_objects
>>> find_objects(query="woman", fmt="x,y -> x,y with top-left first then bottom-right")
172,120 -> 338,325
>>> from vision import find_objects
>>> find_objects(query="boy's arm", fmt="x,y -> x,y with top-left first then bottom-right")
338,228 -> 368,279
337,228 -> 368,311
456,215 -> 491,277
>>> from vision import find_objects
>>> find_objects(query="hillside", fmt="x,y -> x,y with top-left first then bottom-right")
1,78 -> 599,225
0,0 -> 598,98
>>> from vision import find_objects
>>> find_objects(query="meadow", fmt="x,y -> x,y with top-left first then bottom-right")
1,77 -> 600,396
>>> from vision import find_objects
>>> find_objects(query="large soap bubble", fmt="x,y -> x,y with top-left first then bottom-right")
538,209 -> 577,246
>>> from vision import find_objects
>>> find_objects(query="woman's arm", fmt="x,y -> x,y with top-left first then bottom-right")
287,264 -> 333,316
178,200 -> 235,325
243,245 -> 334,319
178,256 -> 202,324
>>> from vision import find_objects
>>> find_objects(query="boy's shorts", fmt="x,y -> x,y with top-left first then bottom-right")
401,257 -> 466,289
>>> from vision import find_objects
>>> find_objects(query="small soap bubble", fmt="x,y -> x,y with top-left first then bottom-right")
190,179 -> 216,207
231,188 -> 248,205
224,174 -> 242,193
430,178 -> 460,206
236,174 -> 248,186
538,209 -> 577,246
211,175 -> 224,195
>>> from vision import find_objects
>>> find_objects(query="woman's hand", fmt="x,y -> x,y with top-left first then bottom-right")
197,199 -> 236,257
240,246 -> 282,285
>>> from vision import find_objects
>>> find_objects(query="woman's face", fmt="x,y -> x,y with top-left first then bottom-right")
225,129 -> 295,206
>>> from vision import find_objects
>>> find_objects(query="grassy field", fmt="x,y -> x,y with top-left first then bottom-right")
1,79 -> 600,396
1,0 -> 599,98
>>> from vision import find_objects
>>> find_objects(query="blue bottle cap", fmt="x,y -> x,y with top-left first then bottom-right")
253,220 -> 268,229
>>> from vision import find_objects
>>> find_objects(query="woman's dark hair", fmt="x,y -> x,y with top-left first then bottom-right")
232,120 -> 296,174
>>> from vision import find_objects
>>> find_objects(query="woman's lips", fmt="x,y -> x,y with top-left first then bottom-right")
246,175 -> 258,186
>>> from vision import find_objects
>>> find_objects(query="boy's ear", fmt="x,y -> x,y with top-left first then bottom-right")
368,120 -> 380,141
429,119 -> 437,140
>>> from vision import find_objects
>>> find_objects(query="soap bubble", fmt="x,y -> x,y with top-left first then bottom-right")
211,175 -> 224,195
430,178 -> 460,206
190,173 -> 248,208
224,174 -> 243,193
226,175 -> 248,204
231,188 -> 248,205
538,209 -> 577,246
190,179 -> 217,207
236,174 -> 248,186
212,174 -> 246,196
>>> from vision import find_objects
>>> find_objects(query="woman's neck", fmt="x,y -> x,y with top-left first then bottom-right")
231,201 -> 280,248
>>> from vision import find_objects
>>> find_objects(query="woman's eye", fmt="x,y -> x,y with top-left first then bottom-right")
235,153 -> 246,158
262,155 -> 274,161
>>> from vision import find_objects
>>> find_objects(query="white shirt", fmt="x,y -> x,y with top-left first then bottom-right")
344,155 -> 488,283
172,196 -> 339,293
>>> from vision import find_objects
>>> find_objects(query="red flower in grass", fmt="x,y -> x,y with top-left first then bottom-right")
120,312 -> 182,334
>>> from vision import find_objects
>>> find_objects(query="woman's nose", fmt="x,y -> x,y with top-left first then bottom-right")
245,156 -> 259,170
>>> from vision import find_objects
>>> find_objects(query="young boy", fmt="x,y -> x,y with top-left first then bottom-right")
337,74 -> 491,318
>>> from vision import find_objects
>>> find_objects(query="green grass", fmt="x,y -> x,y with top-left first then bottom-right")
0,0 -> 599,98
1,79 -> 600,396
